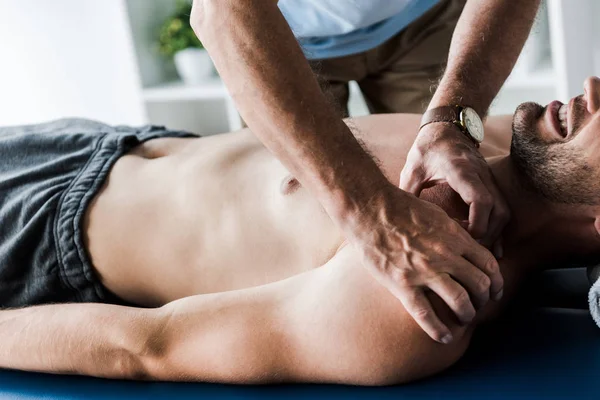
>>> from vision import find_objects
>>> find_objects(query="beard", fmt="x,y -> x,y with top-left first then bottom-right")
510,101 -> 598,205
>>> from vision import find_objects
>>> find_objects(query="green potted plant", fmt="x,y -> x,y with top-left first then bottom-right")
158,0 -> 214,84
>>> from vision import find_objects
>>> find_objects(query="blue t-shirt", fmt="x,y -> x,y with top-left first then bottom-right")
279,0 -> 440,60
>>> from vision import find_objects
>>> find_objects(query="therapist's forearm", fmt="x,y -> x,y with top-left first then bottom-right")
430,0 -> 541,116
191,0 -> 395,222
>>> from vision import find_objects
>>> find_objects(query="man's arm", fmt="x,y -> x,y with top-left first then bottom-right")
0,250 -> 473,384
401,0 -> 541,250
191,0 -> 502,344
0,303 -> 157,379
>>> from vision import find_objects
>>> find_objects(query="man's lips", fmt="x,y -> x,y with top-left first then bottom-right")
545,100 -> 565,139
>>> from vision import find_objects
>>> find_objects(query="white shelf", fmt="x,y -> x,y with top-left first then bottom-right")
143,78 -> 228,102
142,78 -> 243,132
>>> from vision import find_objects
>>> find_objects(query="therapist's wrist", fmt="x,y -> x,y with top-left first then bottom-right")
319,172 -> 390,225
325,178 -> 411,236
428,75 -> 492,119
302,119 -> 395,229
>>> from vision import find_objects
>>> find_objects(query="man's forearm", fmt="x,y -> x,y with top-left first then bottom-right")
192,0 -> 395,223
430,0 -> 541,116
0,304 -> 156,379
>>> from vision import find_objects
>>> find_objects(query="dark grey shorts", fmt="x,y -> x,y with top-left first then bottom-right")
0,118 -> 196,307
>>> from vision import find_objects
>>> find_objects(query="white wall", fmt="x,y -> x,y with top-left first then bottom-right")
0,0 -> 146,126
547,0 -> 595,100
126,0 -> 179,87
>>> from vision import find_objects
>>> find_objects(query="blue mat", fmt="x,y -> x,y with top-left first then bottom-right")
0,307 -> 597,399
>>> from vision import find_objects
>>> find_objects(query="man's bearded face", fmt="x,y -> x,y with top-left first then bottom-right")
510,94 -> 600,205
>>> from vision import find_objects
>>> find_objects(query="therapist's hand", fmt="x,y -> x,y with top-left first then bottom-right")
400,123 -> 510,256
346,182 -> 504,344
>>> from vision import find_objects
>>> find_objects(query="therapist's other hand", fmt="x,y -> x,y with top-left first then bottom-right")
400,122 -> 510,256
347,183 -> 503,344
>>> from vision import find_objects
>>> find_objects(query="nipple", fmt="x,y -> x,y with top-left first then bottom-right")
280,175 -> 301,195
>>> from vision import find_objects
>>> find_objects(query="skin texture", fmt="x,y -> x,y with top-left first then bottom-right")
188,0 -> 540,343
2,78 -> 600,384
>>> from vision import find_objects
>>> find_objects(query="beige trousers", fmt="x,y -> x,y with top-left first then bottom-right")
308,0 -> 466,116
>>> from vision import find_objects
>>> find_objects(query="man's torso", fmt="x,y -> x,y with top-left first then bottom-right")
84,114 -> 513,307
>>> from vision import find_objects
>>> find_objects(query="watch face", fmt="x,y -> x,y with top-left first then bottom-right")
461,107 -> 484,143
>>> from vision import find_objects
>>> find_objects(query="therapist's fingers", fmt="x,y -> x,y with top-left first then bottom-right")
463,242 -> 504,301
445,169 -> 493,240
427,273 -> 476,325
477,171 -> 511,251
397,287 -> 453,344
444,256 -> 492,311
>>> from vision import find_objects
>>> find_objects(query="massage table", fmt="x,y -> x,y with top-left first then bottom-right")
1,268 -> 598,399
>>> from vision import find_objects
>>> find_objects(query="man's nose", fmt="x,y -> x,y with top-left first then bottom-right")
583,76 -> 600,114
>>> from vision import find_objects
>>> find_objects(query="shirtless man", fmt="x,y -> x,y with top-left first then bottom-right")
0,77 -> 599,385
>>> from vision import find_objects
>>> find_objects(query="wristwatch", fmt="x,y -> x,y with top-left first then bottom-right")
420,105 -> 484,147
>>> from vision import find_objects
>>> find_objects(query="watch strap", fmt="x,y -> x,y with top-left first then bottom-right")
420,105 -> 480,147
419,106 -> 462,131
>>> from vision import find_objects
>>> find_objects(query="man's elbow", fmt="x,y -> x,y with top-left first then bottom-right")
190,0 -> 278,36
81,330 -> 164,380
189,0 -> 210,37
129,306 -> 285,384
190,0 -> 279,37
109,310 -> 171,381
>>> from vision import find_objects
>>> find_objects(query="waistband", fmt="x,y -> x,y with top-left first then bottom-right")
54,126 -> 196,303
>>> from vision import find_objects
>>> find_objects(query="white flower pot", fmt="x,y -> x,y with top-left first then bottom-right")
174,48 -> 214,85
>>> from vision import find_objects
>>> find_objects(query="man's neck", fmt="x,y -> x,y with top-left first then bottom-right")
488,156 -> 594,267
